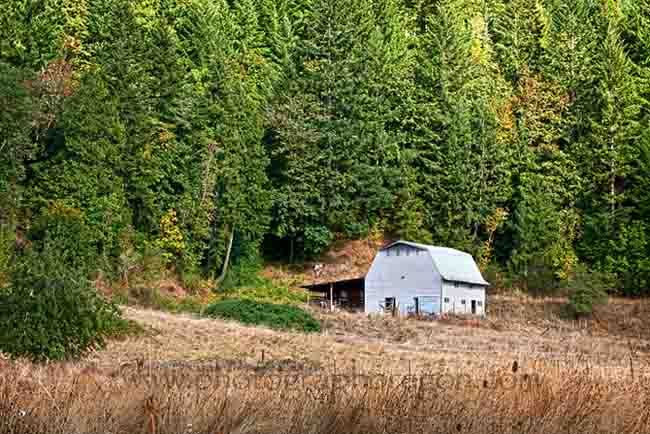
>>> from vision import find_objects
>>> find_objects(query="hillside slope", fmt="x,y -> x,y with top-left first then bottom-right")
90,303 -> 650,377
262,238 -> 386,288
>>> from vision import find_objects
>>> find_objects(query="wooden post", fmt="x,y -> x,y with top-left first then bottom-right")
330,283 -> 334,312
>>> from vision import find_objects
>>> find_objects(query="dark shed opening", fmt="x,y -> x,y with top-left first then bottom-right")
301,277 -> 365,311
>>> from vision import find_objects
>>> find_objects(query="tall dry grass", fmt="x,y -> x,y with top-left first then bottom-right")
2,358 -> 649,434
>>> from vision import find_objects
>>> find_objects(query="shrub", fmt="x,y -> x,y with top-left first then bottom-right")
205,299 -> 320,333
219,250 -> 265,290
125,286 -> 209,314
218,249 -> 307,305
181,270 -> 206,293
156,209 -> 185,265
482,263 -> 517,294
0,245 -> 125,361
226,284 -> 308,305
140,245 -> 168,283
513,257 -> 561,296
566,266 -> 611,318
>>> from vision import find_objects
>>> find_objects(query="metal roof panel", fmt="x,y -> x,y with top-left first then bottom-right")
382,241 -> 489,286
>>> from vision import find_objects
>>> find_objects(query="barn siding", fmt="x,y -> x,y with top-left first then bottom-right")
441,281 -> 486,316
365,245 -> 442,315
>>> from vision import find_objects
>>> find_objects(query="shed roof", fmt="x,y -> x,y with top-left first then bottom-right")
381,240 -> 489,286
301,277 -> 365,292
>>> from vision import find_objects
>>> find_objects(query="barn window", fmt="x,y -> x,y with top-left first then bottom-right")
454,282 -> 459,288
477,301 -> 483,306
444,297 -> 450,303
461,299 -> 466,305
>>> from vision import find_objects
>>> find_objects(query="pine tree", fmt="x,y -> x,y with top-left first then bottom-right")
0,63 -> 33,217
541,0 -> 601,145
266,0 -> 417,258
589,4 -> 641,219
188,0 -> 273,275
575,2 -> 645,292
25,71 -> 129,264
493,0 -> 547,81
414,0 -> 513,253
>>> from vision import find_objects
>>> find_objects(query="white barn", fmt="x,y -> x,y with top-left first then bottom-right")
364,241 -> 488,316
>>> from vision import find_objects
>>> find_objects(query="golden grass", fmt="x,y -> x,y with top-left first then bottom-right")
86,298 -> 650,375
2,356 -> 650,434
4,294 -> 650,433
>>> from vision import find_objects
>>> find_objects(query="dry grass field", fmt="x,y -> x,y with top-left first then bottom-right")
3,294 -> 650,433
86,295 -> 650,374
3,357 -> 650,434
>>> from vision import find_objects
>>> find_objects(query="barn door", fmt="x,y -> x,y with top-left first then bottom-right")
415,296 -> 440,316
471,300 -> 477,314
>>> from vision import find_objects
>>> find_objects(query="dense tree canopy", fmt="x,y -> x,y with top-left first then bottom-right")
1,0 -> 649,294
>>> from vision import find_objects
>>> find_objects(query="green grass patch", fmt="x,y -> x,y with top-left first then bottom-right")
204,299 -> 321,333
219,253 -> 309,305
223,283 -> 308,306
104,318 -> 151,340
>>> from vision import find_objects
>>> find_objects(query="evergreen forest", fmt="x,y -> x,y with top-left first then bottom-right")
2,0 -> 650,296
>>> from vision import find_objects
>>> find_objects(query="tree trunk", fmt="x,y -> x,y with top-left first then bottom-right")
289,235 -> 295,264
215,225 -> 235,290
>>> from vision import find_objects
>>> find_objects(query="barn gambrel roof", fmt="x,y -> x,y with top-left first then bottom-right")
381,241 -> 489,286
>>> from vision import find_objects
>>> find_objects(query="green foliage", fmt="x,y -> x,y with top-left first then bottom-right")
127,286 -> 207,314
30,202 -> 103,272
156,209 -> 186,264
103,318 -> 149,340
226,285 -> 308,305
205,299 -> 320,332
219,239 -> 265,288
509,170 -> 579,285
0,244 -> 124,361
0,224 -> 13,288
220,249 -> 308,305
2,0 -> 650,298
0,62 -> 33,198
566,266 -> 612,317
266,0 -> 417,260
581,217 -> 650,295
414,0 -> 514,255
303,225 -> 333,259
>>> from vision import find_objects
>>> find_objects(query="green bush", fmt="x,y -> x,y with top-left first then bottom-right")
218,250 -> 308,305
0,245 -> 125,361
226,284 -> 308,305
205,299 -> 320,333
219,246 -> 267,290
566,267 -> 611,318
